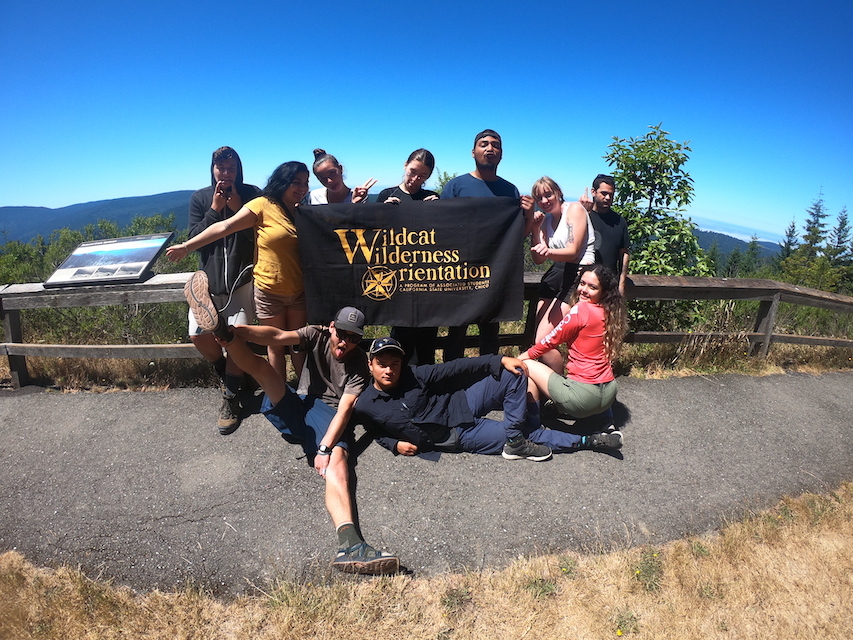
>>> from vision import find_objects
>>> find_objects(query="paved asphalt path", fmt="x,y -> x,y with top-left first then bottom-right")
1,372 -> 851,596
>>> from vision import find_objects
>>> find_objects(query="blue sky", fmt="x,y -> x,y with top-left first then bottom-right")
2,0 -> 851,244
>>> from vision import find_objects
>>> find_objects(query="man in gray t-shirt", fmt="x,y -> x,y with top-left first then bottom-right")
182,274 -> 399,575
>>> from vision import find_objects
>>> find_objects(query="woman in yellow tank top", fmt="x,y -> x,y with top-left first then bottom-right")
168,161 -> 309,381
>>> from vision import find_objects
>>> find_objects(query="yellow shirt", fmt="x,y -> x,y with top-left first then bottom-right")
246,197 -> 303,297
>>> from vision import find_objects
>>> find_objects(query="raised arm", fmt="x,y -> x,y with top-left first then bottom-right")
230,324 -> 302,347
166,205 -> 258,262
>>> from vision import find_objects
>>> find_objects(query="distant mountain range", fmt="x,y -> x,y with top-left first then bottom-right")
1,191 -> 780,259
693,229 -> 779,259
0,191 -> 194,244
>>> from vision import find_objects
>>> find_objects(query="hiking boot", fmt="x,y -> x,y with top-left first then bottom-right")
578,431 -> 623,450
502,437 -> 553,462
331,542 -> 400,575
184,271 -> 233,341
218,394 -> 241,435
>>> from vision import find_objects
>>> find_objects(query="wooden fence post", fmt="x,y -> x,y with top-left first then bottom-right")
751,292 -> 781,357
1,302 -> 30,389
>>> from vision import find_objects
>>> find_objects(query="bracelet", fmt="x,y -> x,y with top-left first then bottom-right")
317,444 -> 333,456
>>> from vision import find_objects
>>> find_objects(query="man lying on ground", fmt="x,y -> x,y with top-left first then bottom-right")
183,270 -> 399,575
353,337 -> 622,461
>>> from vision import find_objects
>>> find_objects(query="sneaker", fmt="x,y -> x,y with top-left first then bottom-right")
218,394 -> 241,435
331,542 -> 400,575
541,399 -> 560,419
578,430 -> 623,450
502,438 -> 553,462
184,271 -> 232,341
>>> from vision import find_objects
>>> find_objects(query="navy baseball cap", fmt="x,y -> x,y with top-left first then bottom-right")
368,337 -> 405,358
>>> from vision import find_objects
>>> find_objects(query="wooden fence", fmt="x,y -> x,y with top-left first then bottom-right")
2,272 -> 852,388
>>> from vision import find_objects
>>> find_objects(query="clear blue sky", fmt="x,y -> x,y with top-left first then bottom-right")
2,0 -> 851,244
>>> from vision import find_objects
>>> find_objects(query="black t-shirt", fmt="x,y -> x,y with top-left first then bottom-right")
377,186 -> 439,202
590,209 -> 630,275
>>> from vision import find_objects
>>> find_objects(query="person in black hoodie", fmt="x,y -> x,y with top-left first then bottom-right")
187,146 -> 261,435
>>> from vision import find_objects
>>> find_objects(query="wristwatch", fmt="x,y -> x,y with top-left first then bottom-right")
317,444 -> 333,456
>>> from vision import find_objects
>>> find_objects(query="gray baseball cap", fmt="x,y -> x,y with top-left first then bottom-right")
333,306 -> 365,336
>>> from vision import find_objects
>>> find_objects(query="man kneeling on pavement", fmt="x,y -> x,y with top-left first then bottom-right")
184,270 -> 398,575
354,337 -> 622,460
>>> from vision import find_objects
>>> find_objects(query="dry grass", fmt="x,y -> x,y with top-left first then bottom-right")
2,485 -> 851,639
619,340 -> 853,380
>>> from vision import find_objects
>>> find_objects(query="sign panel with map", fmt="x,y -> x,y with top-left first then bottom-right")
43,232 -> 174,288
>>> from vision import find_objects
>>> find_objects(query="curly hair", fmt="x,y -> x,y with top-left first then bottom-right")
263,161 -> 308,210
567,264 -> 628,361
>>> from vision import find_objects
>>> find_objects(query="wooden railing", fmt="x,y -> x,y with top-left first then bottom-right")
2,273 -> 852,388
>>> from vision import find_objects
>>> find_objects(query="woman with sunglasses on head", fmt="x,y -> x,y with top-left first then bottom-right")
167,161 -> 310,381
310,149 -> 376,204
528,176 -> 596,373
518,264 -> 628,448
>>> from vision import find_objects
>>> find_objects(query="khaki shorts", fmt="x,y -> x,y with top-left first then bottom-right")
547,375 -> 617,419
253,286 -> 306,319
188,281 -> 255,335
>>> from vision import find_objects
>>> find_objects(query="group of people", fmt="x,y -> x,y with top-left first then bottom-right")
165,129 -> 632,575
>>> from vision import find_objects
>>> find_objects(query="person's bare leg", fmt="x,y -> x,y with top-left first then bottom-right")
220,333 -> 286,406
324,448 -> 354,528
259,313 -> 289,382
191,332 -> 223,363
533,299 -> 568,373
525,359 -> 556,401
284,306 -> 307,379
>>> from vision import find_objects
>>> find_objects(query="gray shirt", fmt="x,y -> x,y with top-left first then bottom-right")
295,325 -> 369,407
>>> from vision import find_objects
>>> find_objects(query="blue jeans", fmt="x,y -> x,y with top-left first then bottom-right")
459,369 -> 582,454
261,388 -> 351,460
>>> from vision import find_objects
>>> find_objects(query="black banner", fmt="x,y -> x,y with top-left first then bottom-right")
296,198 -> 523,327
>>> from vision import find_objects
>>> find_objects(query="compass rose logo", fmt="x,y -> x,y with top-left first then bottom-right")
361,266 -> 397,301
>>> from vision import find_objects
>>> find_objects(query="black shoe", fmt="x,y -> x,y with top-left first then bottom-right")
331,542 -> 400,575
184,271 -> 233,341
540,399 -> 560,419
502,437 -> 552,462
578,431 -> 623,450
218,394 -> 241,435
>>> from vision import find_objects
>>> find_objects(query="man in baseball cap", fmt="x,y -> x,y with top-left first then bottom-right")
182,279 -> 399,574
356,337 -> 588,461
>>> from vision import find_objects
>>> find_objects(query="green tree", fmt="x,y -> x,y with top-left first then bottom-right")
777,219 -> 799,266
0,238 -> 48,284
603,124 -> 712,329
603,124 -> 711,278
723,247 -> 743,277
741,236 -> 762,276
432,169 -> 457,194
780,193 -> 846,292
826,207 -> 851,267
800,191 -> 829,259
826,207 -> 852,292
705,240 -> 721,276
